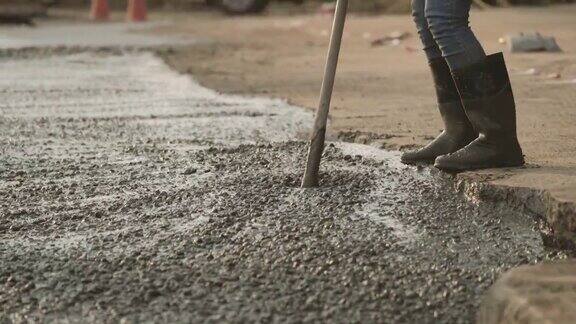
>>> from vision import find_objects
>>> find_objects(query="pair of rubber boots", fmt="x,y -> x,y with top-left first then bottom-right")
401,53 -> 524,171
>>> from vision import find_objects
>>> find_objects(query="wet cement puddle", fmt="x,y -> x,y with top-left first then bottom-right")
0,52 -> 567,322
335,143 -> 425,244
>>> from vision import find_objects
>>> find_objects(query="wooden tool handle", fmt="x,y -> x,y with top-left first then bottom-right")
301,0 -> 349,188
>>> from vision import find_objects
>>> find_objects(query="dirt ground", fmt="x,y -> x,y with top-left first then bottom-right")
151,4 -> 576,210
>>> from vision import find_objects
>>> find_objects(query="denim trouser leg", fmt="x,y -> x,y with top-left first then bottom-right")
412,0 -> 486,70
411,0 -> 442,62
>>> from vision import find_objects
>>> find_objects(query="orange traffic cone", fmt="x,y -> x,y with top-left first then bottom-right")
127,0 -> 147,22
90,0 -> 110,21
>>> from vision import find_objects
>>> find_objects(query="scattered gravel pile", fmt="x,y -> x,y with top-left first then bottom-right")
1,139 -> 561,323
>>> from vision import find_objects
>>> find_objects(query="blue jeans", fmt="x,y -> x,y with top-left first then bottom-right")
411,0 -> 486,70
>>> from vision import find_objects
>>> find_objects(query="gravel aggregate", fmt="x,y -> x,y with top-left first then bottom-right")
0,52 -> 566,323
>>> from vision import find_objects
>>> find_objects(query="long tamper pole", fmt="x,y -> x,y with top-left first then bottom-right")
302,0 -> 349,188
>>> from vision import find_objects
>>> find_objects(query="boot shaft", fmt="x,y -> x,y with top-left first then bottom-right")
428,58 -> 475,135
450,53 -> 518,138
429,57 -> 460,104
451,53 -> 514,101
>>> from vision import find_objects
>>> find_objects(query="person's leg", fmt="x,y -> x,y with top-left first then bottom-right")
402,0 -> 477,165
422,1 -> 524,171
425,0 -> 486,70
411,0 -> 442,63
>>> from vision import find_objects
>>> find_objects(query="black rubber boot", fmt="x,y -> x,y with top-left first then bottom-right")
401,58 -> 477,165
435,53 -> 525,171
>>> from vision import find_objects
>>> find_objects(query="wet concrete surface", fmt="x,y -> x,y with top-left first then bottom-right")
0,53 -> 568,323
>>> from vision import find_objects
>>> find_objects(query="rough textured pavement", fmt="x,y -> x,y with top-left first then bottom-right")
0,53 -> 568,323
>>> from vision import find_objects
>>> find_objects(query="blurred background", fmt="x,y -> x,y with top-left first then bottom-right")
2,0 -> 575,18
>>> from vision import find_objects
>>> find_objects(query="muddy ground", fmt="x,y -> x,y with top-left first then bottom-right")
0,48 -> 570,323
153,4 -> 576,210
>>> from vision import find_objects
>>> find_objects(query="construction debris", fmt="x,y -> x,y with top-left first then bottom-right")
371,31 -> 411,47
506,32 -> 562,53
0,2 -> 50,26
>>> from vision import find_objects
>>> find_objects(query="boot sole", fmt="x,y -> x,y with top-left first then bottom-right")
434,158 -> 525,172
401,158 -> 435,166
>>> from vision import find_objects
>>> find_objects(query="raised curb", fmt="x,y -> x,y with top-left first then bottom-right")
477,260 -> 576,324
454,174 -> 576,250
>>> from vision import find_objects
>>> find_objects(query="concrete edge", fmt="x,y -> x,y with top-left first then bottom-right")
453,175 -> 576,251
